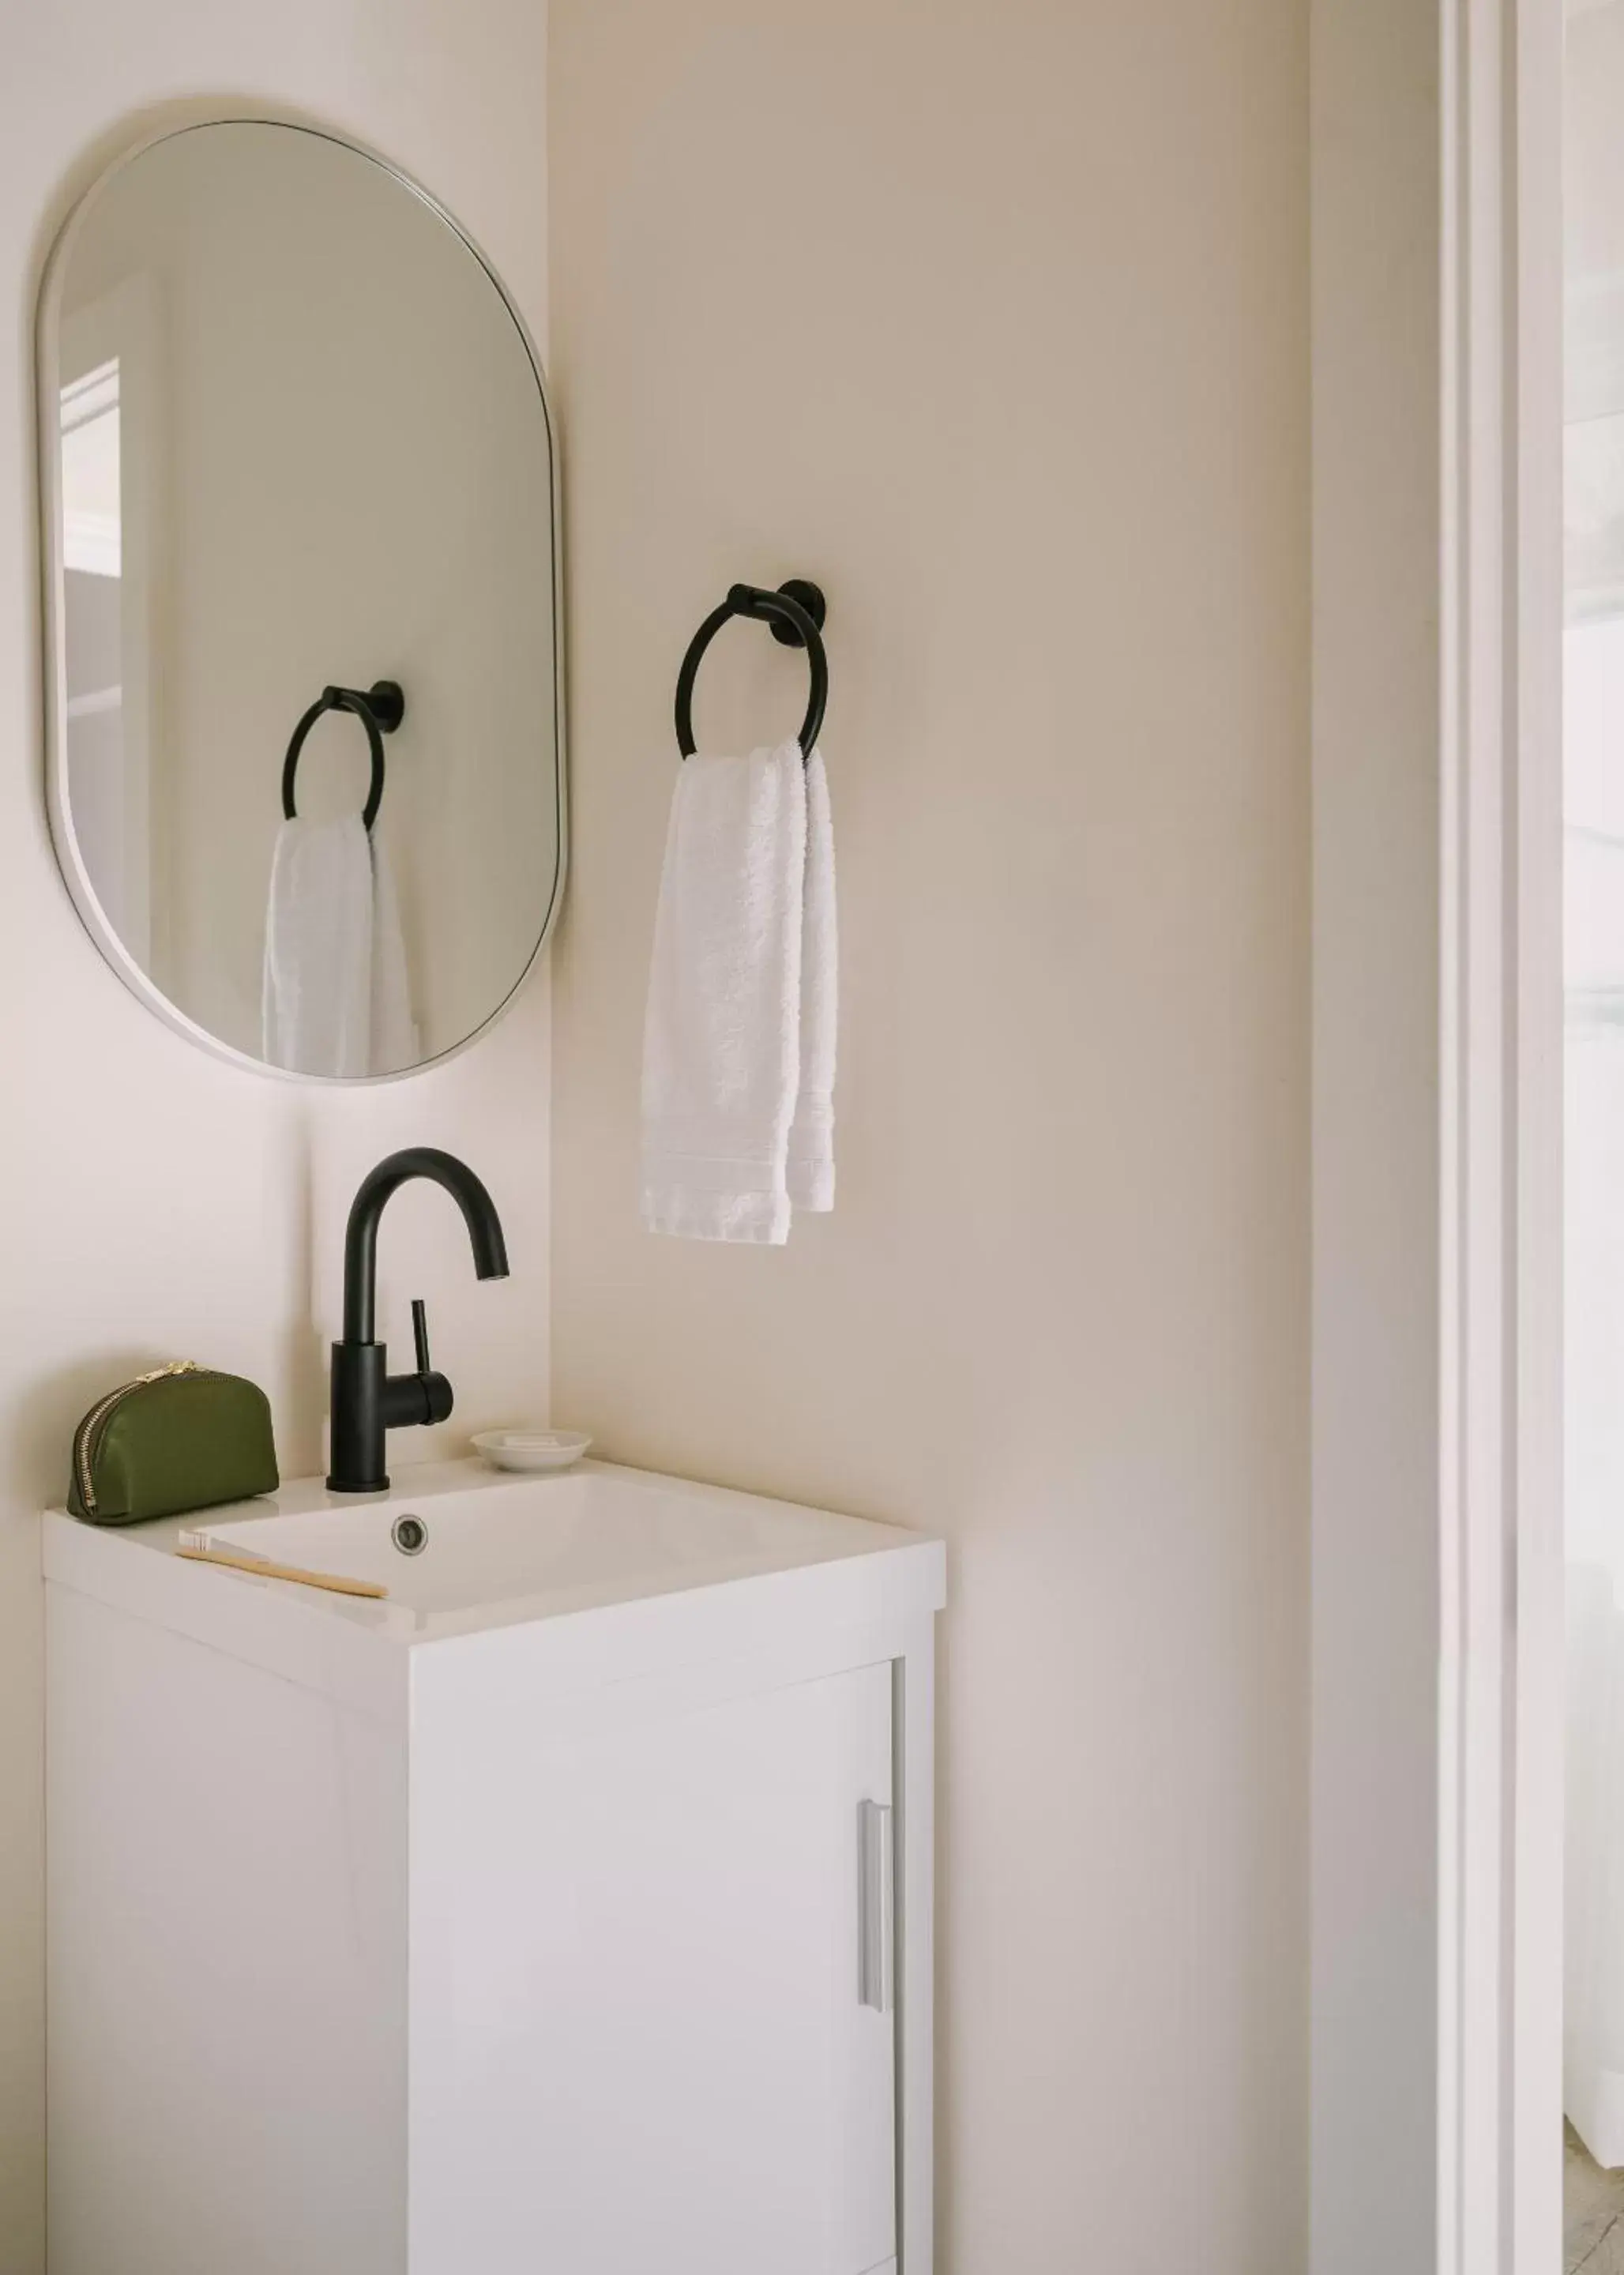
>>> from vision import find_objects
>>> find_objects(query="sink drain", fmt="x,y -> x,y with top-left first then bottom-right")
392,1514 -> 428,1556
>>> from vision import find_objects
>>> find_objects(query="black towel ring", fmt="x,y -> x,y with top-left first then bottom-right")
675,580 -> 828,760
282,680 -> 406,833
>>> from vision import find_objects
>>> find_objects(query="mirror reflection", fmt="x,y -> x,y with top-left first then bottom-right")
43,120 -> 562,1078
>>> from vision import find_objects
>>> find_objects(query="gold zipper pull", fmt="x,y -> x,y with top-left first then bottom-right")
136,1360 -> 200,1383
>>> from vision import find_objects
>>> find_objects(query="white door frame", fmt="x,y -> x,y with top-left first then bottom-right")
1310,2 -> 1562,2270
1441,0 -> 1564,2265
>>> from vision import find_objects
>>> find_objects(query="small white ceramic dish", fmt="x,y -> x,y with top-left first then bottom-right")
472,1427 -> 592,1475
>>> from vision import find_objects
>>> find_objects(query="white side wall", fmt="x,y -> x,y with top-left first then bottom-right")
0,14 -> 551,2266
547,5 -> 1310,2268
1309,2 -> 1444,2268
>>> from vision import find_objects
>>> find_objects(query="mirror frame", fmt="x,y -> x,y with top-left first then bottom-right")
35,114 -> 566,1083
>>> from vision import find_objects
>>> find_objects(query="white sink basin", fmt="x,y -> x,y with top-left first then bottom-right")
180,1460 -> 911,1636
43,1457 -> 940,1656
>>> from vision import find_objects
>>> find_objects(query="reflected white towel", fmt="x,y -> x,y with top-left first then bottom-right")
641,740 -> 836,1243
368,840 -> 420,1075
262,817 -> 418,1077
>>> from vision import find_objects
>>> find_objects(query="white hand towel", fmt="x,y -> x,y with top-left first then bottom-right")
786,749 -> 837,1212
641,744 -> 807,1243
261,817 -> 419,1077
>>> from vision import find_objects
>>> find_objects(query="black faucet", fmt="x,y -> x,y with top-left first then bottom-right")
327,1147 -> 509,1494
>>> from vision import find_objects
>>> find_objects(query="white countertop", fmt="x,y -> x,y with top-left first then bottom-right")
42,1457 -> 946,1685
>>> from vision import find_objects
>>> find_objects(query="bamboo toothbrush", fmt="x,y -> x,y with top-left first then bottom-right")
175,1543 -> 389,1600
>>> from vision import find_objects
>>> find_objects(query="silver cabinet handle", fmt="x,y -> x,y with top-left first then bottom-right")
858,1799 -> 894,2013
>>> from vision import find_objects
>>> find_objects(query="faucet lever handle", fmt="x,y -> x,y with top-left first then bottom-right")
412,1298 -> 432,1378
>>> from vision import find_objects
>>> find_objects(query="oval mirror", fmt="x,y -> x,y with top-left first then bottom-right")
38,119 -> 563,1080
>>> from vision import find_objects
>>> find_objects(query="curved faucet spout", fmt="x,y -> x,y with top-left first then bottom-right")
340,1146 -> 509,1345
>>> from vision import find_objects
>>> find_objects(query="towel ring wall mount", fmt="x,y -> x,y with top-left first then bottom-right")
675,580 -> 827,760
282,679 -> 406,831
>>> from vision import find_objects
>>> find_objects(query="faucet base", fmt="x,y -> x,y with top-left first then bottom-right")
328,1341 -> 389,1496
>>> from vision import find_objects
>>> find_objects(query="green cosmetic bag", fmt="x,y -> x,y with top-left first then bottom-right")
67,1361 -> 280,1525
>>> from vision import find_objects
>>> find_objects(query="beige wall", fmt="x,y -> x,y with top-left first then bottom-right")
549,3 -> 1309,2269
0,13 -> 550,2268
1306,1 -> 1444,2263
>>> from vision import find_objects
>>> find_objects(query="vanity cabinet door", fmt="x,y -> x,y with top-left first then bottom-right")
410,1656 -> 898,2275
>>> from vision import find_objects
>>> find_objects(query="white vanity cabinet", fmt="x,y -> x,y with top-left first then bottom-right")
43,1460 -> 943,2275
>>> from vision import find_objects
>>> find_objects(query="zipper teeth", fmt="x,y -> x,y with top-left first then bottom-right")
74,1362 -> 208,1515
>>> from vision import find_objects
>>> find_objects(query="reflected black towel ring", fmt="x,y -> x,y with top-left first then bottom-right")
282,679 -> 406,832
675,580 -> 828,760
